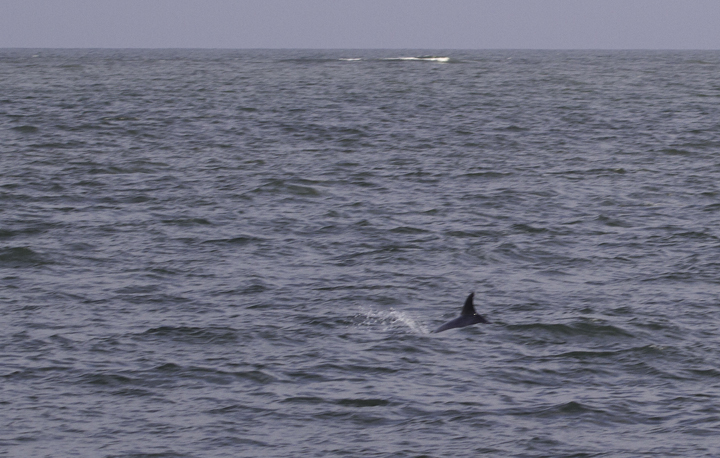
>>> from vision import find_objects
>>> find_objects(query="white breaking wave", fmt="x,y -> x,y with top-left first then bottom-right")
384,56 -> 451,63
339,58 -> 363,61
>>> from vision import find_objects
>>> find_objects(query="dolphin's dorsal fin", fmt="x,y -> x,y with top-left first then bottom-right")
460,292 -> 475,316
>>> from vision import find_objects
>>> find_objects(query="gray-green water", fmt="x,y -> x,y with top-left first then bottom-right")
2,49 -> 720,457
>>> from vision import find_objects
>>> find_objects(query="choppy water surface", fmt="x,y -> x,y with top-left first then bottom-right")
2,49 -> 720,457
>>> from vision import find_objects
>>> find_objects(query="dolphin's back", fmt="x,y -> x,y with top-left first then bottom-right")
433,315 -> 473,333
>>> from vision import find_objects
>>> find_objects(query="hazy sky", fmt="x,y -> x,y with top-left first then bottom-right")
2,0 -> 719,49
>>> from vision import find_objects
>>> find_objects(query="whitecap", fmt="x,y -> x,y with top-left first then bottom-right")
384,56 -> 451,63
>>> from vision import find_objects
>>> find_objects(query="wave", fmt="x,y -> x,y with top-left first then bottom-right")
339,56 -> 453,63
383,56 -> 452,63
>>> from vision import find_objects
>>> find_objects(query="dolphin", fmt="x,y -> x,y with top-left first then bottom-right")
432,292 -> 488,333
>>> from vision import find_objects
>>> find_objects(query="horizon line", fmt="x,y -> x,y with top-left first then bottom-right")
2,47 -> 719,51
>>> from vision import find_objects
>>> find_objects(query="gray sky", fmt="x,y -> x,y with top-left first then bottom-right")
2,0 -> 719,49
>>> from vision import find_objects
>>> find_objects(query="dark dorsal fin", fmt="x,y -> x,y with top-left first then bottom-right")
460,292 -> 475,316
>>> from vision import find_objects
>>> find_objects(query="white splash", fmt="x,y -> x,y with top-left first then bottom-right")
339,58 -> 363,61
356,308 -> 430,334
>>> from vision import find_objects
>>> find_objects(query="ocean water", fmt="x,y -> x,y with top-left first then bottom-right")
2,49 -> 720,457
